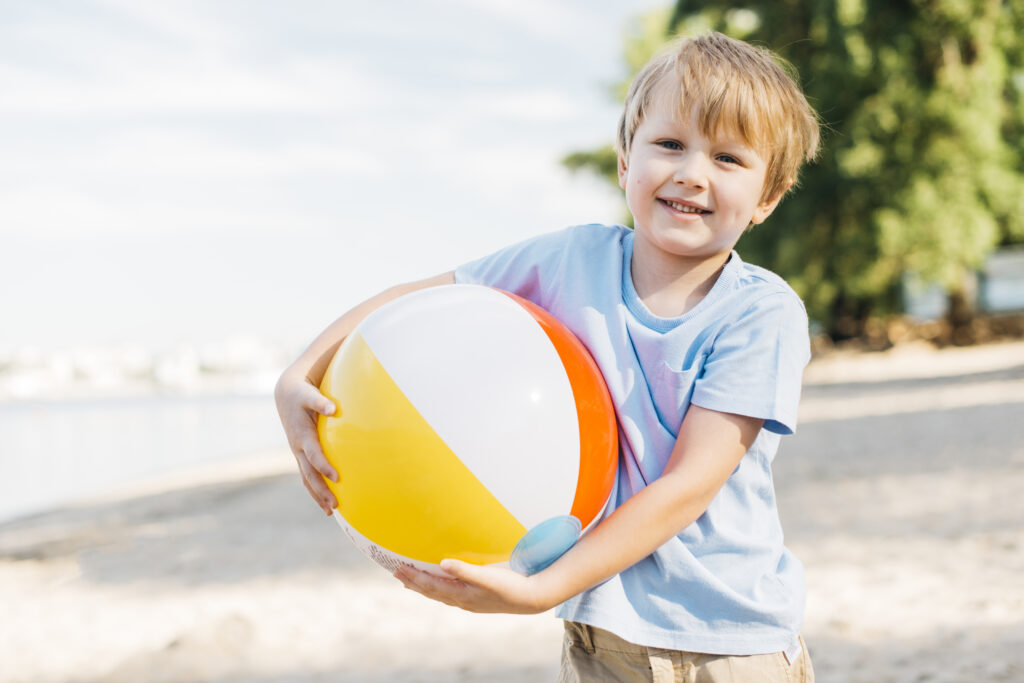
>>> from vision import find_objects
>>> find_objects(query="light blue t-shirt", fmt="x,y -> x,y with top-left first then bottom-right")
455,224 -> 810,656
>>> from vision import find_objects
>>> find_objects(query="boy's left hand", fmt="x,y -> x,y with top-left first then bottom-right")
394,560 -> 551,615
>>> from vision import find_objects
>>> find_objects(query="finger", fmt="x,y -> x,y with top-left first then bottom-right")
438,558 -> 477,582
395,567 -> 463,605
300,478 -> 334,515
396,565 -> 454,588
438,560 -> 509,596
301,480 -> 334,515
295,455 -> 337,513
298,381 -> 338,417
301,437 -> 338,482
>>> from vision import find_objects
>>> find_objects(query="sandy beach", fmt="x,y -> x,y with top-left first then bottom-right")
2,340 -> 1023,682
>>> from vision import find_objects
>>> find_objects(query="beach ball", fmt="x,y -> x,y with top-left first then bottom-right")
317,284 -> 617,576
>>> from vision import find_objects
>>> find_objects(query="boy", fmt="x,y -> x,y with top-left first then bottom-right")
276,32 -> 820,681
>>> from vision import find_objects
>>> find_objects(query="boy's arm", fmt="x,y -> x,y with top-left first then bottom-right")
275,270 -> 456,514
395,404 -> 762,613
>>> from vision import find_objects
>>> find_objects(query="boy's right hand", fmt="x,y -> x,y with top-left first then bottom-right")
274,372 -> 339,515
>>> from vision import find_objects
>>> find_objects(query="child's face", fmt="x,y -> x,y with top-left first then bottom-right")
618,85 -> 784,266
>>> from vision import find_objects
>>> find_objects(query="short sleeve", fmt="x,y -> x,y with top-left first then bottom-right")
454,228 -> 574,307
690,292 -> 810,435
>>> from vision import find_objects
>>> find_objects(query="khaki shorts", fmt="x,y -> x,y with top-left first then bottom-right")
557,621 -> 814,683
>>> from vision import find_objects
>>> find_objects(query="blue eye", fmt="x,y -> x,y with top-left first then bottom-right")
658,140 -> 682,150
716,153 -> 740,164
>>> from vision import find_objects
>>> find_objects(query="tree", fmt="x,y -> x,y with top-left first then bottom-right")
568,1 -> 1024,340
562,7 -> 677,219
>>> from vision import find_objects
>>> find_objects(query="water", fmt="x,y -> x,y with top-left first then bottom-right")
0,394 -> 287,522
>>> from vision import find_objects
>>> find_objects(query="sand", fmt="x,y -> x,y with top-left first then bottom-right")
2,340 -> 1023,682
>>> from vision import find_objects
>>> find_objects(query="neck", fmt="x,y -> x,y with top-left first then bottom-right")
630,242 -> 730,318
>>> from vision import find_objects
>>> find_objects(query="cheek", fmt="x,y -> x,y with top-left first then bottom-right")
627,170 -> 659,200
722,183 -> 761,217
624,177 -> 654,215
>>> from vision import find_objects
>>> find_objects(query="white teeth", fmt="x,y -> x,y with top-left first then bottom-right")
665,200 -> 705,214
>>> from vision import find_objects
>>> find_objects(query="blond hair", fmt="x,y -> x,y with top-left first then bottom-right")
617,32 -> 820,203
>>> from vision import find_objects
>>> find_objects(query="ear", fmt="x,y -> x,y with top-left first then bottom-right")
750,180 -> 793,225
617,152 -> 629,189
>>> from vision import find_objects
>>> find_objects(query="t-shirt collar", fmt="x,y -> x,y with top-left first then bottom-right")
621,230 -> 741,332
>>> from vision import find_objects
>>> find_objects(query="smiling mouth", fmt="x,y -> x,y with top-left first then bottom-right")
660,199 -> 710,214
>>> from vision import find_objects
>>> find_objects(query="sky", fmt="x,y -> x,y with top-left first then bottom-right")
0,0 -> 666,353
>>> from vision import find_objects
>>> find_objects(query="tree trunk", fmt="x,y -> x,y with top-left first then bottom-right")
946,289 -> 975,346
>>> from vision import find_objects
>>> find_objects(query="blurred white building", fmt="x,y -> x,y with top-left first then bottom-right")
0,337 -> 293,401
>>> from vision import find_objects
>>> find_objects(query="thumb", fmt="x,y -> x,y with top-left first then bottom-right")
319,398 -> 338,417
301,382 -> 337,416
439,559 -> 478,582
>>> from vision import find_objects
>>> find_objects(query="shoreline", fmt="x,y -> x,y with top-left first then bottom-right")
2,340 -> 1023,682
804,338 -> 1024,384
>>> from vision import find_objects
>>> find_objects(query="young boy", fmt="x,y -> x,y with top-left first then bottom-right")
276,32 -> 820,681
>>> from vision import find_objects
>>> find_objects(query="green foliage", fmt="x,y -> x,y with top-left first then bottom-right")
562,145 -> 619,187
566,1 -> 1024,337
560,7 -> 677,220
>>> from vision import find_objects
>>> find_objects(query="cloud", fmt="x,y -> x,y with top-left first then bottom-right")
7,127 -> 384,180
0,1 -> 393,117
0,57 -> 377,117
0,185 -> 330,236
0,0 -> 640,351
438,0 -> 603,43
460,88 -> 582,122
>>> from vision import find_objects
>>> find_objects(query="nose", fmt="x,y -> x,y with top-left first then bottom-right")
672,152 -> 708,190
